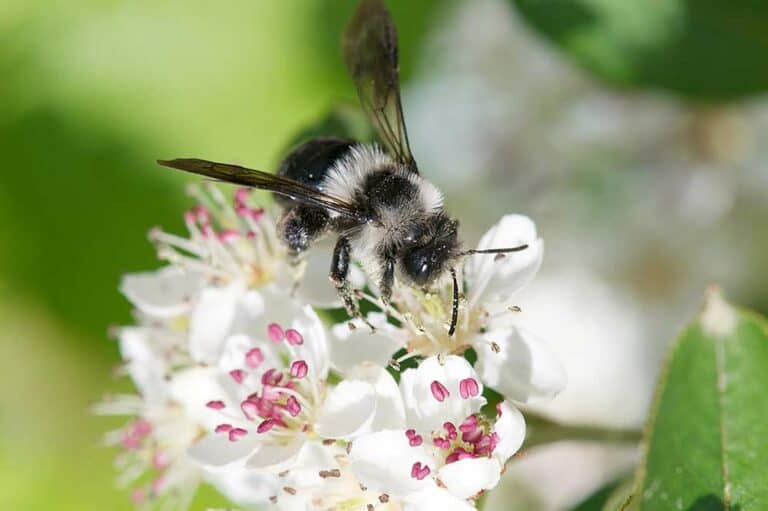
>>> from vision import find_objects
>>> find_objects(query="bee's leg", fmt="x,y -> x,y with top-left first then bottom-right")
378,257 -> 395,308
279,206 -> 329,295
330,236 -> 374,331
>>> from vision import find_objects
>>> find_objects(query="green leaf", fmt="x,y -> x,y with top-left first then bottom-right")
510,0 -> 768,100
569,477 -> 626,511
631,288 -> 768,510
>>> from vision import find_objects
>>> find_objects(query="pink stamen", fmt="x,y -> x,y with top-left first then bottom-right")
193,206 -> 210,224
245,347 -> 264,369
218,229 -> 241,243
285,396 -> 301,417
121,433 -> 141,450
151,476 -> 165,494
409,434 -> 423,447
475,432 -> 500,456
229,369 -> 246,384
410,462 -> 431,480
430,380 -> 450,402
405,429 -> 416,439
459,415 -> 478,433
257,419 -> 276,434
215,423 -> 233,433
206,400 -> 225,410
131,488 -> 146,505
261,368 -> 284,386
152,451 -> 169,470
433,437 -> 450,449
445,447 -> 475,464
459,378 -> 480,399
241,400 -> 259,420
228,427 -> 248,442
267,323 -> 284,343
132,419 -> 152,437
234,188 -> 250,205
443,422 -> 458,440
261,384 -> 281,401
462,428 -> 483,444
290,360 -> 308,379
285,329 -> 304,346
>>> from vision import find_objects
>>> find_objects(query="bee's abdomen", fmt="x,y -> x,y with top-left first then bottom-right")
275,137 -> 355,207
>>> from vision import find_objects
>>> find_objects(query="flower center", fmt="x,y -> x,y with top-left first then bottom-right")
432,414 -> 499,464
151,185 -> 284,289
209,324 -> 322,443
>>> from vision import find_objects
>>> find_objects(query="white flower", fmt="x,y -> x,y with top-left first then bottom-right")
348,356 -> 526,510
94,328 -> 204,509
180,300 -> 403,478
147,183 -> 351,307
331,214 -> 566,403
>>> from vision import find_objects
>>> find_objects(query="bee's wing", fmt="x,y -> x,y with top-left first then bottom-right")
157,158 -> 367,222
343,0 -> 418,173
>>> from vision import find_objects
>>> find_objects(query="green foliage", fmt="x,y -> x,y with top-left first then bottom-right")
628,289 -> 768,510
511,0 -> 768,100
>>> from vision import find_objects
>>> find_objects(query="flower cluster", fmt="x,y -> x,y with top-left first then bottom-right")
97,184 -> 565,510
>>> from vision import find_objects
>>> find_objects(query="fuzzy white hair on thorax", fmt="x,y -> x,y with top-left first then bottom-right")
322,144 -> 444,214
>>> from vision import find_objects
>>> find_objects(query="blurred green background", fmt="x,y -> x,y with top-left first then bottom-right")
1,0 -> 767,509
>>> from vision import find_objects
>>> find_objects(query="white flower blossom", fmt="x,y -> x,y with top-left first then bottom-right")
331,214 -> 566,403
348,356 -> 526,510
180,300 -> 403,478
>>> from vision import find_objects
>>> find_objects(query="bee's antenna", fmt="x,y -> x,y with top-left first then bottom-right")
460,244 -> 528,257
449,267 -> 459,336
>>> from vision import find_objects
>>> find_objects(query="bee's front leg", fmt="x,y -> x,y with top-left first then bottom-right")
378,257 -> 395,308
279,206 -> 329,295
330,236 -> 374,332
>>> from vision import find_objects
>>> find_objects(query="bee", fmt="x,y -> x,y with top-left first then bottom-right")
158,0 -> 527,335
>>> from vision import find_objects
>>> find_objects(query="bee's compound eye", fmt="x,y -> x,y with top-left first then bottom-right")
403,248 -> 434,286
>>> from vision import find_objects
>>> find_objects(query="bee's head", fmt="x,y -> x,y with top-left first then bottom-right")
400,214 -> 460,287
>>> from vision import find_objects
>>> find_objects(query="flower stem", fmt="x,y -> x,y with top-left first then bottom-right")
522,411 -> 642,450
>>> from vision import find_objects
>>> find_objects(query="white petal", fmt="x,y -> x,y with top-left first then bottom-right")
118,327 -> 168,401
203,465 -> 278,507
315,380 -> 376,439
464,215 -> 542,307
188,283 -> 246,364
188,433 -> 257,467
349,430 -> 432,497
330,313 -> 403,373
168,366 -> 232,430
400,356 -> 486,433
282,248 -> 366,307
120,266 -> 203,318
438,457 -> 501,499
347,363 -> 406,431
493,401 -> 526,461
476,326 -> 566,403
246,438 -> 304,472
404,486 -> 476,511
256,289 -> 330,379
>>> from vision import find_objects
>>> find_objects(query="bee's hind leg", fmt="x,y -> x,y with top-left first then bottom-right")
330,236 -> 375,332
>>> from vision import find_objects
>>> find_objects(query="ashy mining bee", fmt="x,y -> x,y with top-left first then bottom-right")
158,0 -> 527,335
